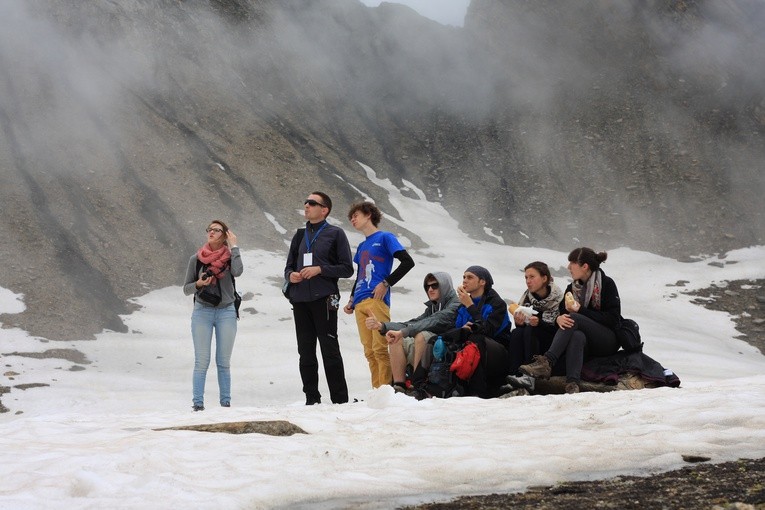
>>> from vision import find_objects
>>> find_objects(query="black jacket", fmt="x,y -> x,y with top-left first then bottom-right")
284,221 -> 354,302
581,350 -> 681,388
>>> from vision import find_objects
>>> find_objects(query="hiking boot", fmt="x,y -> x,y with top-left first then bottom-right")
519,355 -> 552,379
565,382 -> 580,394
192,404 -> 205,411
221,402 -> 231,407
505,373 -> 536,391
305,396 -> 321,406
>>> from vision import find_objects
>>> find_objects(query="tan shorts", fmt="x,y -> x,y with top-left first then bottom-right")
402,337 -> 415,366
404,331 -> 438,366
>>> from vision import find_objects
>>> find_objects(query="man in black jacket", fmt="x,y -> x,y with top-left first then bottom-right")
284,192 -> 354,405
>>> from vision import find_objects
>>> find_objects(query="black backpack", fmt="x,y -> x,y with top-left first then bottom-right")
424,338 -> 469,398
615,317 -> 643,352
425,349 -> 456,398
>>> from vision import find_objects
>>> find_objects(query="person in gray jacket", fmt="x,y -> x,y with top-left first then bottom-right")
365,272 -> 459,391
183,219 -> 243,411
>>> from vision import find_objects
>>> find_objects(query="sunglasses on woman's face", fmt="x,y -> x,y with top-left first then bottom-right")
425,282 -> 439,290
206,227 -> 224,233
304,199 -> 326,207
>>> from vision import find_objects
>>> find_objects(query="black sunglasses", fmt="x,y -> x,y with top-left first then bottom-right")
304,199 -> 327,207
425,282 -> 439,290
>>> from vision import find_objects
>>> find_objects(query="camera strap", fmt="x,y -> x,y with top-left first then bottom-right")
194,258 -> 235,298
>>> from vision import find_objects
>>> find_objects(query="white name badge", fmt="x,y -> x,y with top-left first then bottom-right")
303,253 -> 313,266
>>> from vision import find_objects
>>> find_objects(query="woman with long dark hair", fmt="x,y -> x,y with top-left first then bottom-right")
182,219 -> 243,411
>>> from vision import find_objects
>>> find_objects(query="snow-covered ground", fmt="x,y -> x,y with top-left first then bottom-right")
1,166 -> 764,509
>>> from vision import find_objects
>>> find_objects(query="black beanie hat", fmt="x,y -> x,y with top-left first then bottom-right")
465,265 -> 493,289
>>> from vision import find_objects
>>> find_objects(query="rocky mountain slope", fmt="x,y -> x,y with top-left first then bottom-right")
0,0 -> 763,340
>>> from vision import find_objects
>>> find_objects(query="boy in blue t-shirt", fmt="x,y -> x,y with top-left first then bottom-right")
344,201 -> 415,388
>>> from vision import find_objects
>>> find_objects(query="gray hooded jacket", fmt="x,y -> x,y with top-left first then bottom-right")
380,272 -> 460,338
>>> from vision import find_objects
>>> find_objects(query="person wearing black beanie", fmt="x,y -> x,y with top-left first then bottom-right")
464,265 -> 493,290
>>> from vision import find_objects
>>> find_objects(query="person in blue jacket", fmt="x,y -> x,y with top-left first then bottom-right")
285,192 -> 354,405
413,266 -> 513,399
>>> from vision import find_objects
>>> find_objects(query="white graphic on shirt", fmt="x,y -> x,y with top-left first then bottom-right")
364,260 -> 376,288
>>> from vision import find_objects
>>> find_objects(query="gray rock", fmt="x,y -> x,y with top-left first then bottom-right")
155,420 -> 308,436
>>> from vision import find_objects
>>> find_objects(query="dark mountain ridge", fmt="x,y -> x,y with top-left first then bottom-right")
0,0 -> 763,339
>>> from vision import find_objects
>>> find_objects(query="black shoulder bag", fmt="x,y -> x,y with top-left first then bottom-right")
195,259 -> 241,319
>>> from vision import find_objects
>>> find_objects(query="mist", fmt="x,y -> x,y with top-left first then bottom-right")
0,0 -> 763,340
3,1 -> 763,161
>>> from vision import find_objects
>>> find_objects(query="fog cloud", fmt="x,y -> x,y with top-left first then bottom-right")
358,0 -> 470,27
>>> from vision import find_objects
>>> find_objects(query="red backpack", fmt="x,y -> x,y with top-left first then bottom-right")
450,341 -> 481,380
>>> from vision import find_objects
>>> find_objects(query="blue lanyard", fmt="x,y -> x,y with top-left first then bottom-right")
304,223 -> 327,253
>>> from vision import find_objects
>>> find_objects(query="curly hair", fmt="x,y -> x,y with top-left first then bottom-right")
347,201 -> 382,227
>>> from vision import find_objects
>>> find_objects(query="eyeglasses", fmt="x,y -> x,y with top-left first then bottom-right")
206,227 -> 224,233
304,199 -> 327,208
425,282 -> 439,290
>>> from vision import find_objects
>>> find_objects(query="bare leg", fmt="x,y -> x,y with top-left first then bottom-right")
412,332 -> 427,369
389,337 -> 407,383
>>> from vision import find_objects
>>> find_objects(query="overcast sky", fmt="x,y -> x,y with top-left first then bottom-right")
359,0 -> 470,26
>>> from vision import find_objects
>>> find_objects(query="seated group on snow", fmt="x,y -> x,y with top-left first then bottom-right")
369,247 -> 680,400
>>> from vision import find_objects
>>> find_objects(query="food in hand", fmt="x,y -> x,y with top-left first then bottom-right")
508,303 -> 519,314
514,305 -> 538,317
565,292 -> 576,308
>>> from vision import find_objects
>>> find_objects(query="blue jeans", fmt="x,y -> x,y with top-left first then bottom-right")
191,302 -> 237,406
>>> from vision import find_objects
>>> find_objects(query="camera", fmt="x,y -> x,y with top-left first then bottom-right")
203,269 -> 215,279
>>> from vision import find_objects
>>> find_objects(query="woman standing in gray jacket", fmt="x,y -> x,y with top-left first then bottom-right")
183,219 -> 243,411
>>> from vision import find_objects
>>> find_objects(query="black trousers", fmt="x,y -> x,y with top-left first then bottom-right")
546,312 -> 619,383
508,325 -> 557,375
469,334 -> 511,398
293,296 -> 349,403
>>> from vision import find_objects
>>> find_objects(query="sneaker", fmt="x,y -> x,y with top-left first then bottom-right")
505,373 -> 536,391
221,402 -> 231,407
498,388 -> 530,399
192,404 -> 205,411
306,396 -> 321,406
565,382 -> 580,394
519,355 -> 552,379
